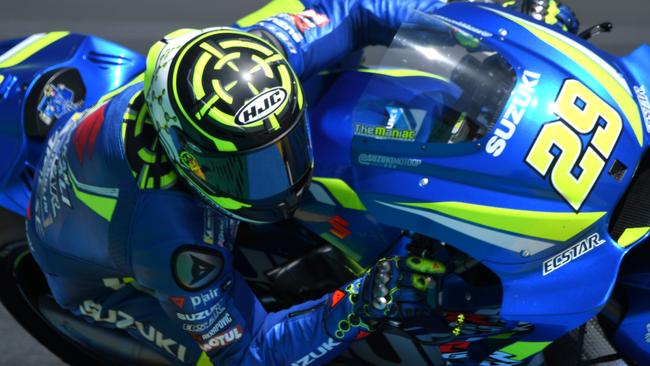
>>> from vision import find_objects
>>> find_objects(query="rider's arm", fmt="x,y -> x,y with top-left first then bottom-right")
128,195 -> 358,366
236,0 -> 448,78
236,0 -> 578,78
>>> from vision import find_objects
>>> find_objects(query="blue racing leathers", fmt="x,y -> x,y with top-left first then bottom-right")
25,0 -> 449,365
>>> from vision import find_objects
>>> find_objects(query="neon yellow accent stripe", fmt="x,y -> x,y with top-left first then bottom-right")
196,352 -> 213,366
0,32 -> 69,68
219,40 -> 274,56
193,52 -> 212,100
499,341 -> 551,361
215,52 -> 240,72
196,94 -> 220,120
215,137 -> 238,152
269,114 -> 280,130
160,171 -> 178,189
357,68 -> 449,82
236,0 -> 306,27
487,8 -> 643,146
0,74 -> 4,84
398,201 -> 605,242
98,73 -> 145,105
69,172 -> 118,222
199,42 -> 225,59
210,196 -> 252,210
251,54 -> 274,78
121,122 -> 127,142
144,41 -> 165,92
212,79 -> 234,105
164,28 -> 197,40
618,227 -> 650,248
138,164 -> 150,189
312,177 -> 367,211
137,148 -> 156,164
276,64 -> 293,119
207,105 -> 236,127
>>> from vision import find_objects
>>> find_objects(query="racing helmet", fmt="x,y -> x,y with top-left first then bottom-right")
145,28 -> 313,223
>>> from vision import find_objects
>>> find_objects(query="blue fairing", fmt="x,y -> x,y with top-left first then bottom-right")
0,33 -> 145,214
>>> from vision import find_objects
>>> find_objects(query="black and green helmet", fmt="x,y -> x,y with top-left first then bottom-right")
145,28 -> 313,223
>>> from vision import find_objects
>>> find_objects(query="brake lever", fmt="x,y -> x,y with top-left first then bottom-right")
579,22 -> 614,40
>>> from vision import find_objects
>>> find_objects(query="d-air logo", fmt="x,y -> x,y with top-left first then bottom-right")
199,325 -> 244,352
235,87 -> 287,126
190,288 -> 220,308
291,338 -> 342,366
543,233 -> 605,275
172,247 -> 224,291
635,85 -> 650,133
486,70 -> 541,157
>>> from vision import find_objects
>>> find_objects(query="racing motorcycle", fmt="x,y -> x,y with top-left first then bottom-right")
1,3 -> 650,365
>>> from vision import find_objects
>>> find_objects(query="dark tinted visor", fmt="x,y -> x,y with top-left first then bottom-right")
179,114 -> 313,206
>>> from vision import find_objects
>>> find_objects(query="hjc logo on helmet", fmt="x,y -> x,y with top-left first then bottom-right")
235,87 -> 288,126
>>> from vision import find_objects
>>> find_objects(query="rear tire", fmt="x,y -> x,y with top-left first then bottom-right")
0,208 -> 99,365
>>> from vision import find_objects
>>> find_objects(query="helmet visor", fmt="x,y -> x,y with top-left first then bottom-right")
177,114 -> 313,219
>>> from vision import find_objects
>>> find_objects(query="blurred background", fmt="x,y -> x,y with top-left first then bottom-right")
0,0 -> 647,364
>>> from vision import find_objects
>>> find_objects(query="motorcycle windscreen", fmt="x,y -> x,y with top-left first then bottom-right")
352,11 -> 517,145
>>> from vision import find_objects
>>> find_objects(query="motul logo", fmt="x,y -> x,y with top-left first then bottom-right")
291,338 -> 341,366
199,325 -> 244,352
235,87 -> 287,126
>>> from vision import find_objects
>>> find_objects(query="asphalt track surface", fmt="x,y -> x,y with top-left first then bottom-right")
0,0 -> 647,365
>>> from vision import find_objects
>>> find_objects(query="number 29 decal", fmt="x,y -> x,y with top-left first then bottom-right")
526,79 -> 622,211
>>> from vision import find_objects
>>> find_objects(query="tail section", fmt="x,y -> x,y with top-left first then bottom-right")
0,32 -> 145,216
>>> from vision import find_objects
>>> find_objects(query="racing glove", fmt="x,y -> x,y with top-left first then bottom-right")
323,256 -> 445,342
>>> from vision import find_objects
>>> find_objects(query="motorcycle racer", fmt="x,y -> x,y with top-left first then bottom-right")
24,0 -> 579,365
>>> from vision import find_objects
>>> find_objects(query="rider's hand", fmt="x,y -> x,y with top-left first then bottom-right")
503,0 -> 580,33
324,256 -> 445,341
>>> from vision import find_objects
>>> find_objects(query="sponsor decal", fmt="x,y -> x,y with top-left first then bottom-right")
37,83 -> 83,126
235,87 -> 287,126
291,338 -> 341,366
201,313 -> 234,340
181,309 -> 230,333
33,121 -> 76,236
191,288 -> 220,308
203,208 -> 215,245
328,216 -> 351,240
354,123 -> 416,141
73,103 -> 108,165
170,296 -> 186,309
635,85 -> 650,133
79,300 -> 186,362
268,14 -> 304,43
200,325 -> 244,352
177,301 -> 227,323
292,9 -> 330,33
172,246 -> 224,291
486,70 -> 541,157
358,153 -> 422,169
543,233 -> 605,276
